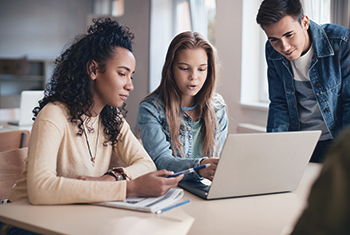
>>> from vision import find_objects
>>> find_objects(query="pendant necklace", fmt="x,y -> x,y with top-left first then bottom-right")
182,104 -> 198,121
82,120 -> 100,167
181,103 -> 197,111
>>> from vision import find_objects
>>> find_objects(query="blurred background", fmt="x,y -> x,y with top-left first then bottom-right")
0,0 -> 349,134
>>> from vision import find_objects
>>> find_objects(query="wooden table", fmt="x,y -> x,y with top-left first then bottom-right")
0,163 -> 322,235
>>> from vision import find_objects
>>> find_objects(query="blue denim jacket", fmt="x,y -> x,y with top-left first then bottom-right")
137,92 -> 228,181
266,20 -> 350,139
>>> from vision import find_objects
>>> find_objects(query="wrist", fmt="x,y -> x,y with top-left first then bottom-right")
112,168 -> 129,180
126,181 -> 137,198
199,157 -> 208,166
102,174 -> 117,181
104,169 -> 124,181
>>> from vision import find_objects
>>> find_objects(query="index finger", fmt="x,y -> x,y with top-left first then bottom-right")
153,169 -> 175,177
165,173 -> 184,185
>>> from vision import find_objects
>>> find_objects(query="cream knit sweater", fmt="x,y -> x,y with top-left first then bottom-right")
10,102 -> 156,204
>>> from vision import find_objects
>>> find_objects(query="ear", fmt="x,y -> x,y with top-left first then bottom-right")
87,60 -> 98,80
302,15 -> 309,30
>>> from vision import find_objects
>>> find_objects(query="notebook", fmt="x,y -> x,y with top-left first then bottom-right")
178,130 -> 321,200
8,90 -> 44,126
93,188 -> 185,213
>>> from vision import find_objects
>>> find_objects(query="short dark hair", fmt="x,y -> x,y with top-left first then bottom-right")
256,0 -> 304,28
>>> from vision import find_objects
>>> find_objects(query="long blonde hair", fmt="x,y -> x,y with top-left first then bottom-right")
147,31 -> 219,158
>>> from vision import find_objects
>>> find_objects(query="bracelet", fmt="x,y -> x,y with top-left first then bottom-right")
112,168 -> 129,180
199,157 -> 208,164
104,169 -> 123,181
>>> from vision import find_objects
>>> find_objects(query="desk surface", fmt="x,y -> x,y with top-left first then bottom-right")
0,163 -> 322,235
0,121 -> 32,133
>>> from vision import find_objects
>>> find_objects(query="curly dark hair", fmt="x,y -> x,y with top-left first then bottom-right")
33,18 -> 135,146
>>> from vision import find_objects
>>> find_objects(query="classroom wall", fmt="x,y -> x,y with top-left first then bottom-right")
117,0 -> 151,133
216,0 -> 268,134
0,0 -> 92,59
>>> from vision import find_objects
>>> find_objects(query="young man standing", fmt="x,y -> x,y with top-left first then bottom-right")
256,0 -> 350,162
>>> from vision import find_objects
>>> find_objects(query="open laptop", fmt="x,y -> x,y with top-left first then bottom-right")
8,90 -> 44,126
178,130 -> 321,200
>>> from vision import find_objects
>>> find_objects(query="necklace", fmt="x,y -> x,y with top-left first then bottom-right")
181,103 -> 198,111
82,120 -> 100,167
182,104 -> 198,122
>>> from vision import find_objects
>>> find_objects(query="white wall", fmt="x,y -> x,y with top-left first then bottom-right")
216,0 -> 268,134
116,0 -> 151,132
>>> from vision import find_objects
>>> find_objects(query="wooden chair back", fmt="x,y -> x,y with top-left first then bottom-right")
0,130 -> 30,152
0,147 -> 28,201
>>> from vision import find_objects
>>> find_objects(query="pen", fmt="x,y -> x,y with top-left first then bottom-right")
156,199 -> 190,214
168,163 -> 211,178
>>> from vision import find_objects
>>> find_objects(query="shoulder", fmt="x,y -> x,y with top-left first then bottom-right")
139,92 -> 165,112
211,93 -> 226,112
310,20 -> 350,45
119,119 -> 131,134
33,102 -> 71,135
320,23 -> 350,41
311,21 -> 350,56
37,102 -> 70,122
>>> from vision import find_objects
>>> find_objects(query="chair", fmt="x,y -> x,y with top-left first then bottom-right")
0,130 -> 30,152
0,147 -> 28,202
0,147 -> 28,234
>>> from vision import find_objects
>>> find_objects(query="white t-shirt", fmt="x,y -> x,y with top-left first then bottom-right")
291,44 -> 332,141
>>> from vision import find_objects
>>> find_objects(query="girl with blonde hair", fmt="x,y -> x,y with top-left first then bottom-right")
137,31 -> 228,181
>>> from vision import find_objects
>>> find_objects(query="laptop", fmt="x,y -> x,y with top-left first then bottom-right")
178,130 -> 321,200
8,90 -> 44,126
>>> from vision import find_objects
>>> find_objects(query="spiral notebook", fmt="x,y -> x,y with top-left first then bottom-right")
93,188 -> 185,213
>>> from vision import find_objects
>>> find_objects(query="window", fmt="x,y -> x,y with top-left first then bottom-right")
149,0 -> 216,93
330,0 -> 350,28
303,0 -> 331,24
87,0 -> 124,27
91,0 -> 124,16
241,0 -> 268,106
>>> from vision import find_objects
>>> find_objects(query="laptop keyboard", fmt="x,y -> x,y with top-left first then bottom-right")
194,184 -> 210,192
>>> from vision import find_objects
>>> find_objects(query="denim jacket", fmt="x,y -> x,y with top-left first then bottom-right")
136,92 -> 228,181
266,20 -> 350,139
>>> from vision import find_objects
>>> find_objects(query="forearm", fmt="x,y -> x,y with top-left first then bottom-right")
28,174 -> 128,204
153,153 -> 202,181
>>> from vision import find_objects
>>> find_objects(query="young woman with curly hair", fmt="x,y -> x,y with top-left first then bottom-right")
137,31 -> 228,181
9,18 -> 183,206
